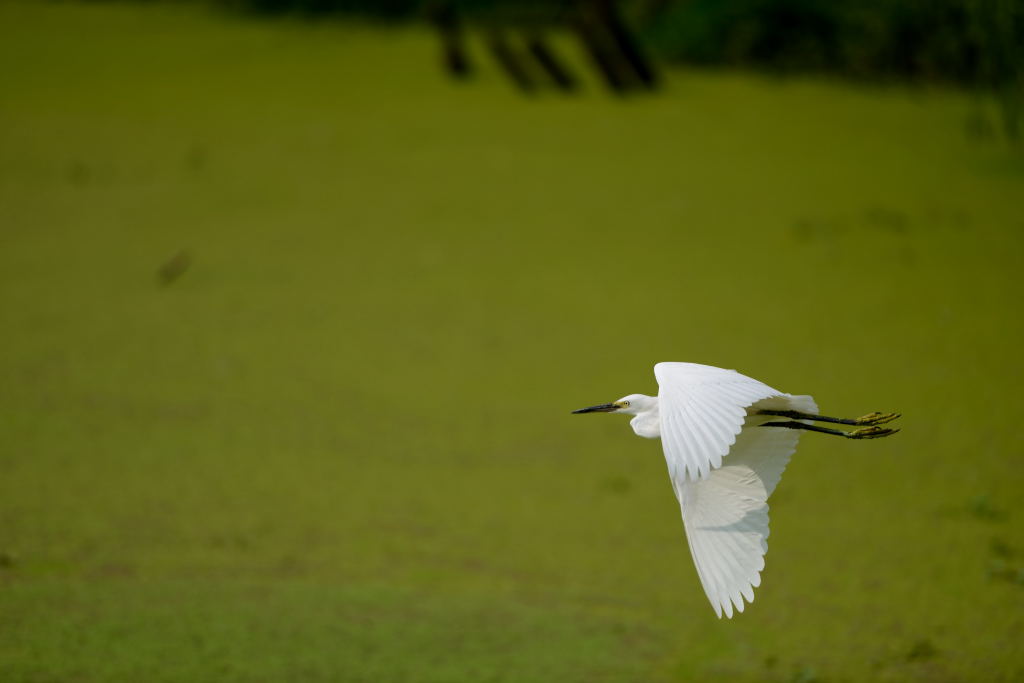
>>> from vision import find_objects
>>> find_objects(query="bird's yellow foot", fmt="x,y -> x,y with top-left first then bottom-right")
854,412 -> 901,426
846,425 -> 900,439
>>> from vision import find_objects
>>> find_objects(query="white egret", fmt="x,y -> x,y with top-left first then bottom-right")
573,362 -> 899,618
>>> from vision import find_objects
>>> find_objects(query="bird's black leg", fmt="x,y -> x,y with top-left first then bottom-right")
756,409 -> 900,426
759,420 -> 899,439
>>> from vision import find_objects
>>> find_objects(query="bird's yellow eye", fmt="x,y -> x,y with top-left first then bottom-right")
623,401 -> 630,407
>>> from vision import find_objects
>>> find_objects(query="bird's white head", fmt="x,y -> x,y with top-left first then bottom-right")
572,393 -> 656,416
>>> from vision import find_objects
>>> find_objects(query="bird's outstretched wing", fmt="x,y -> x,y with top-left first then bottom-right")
654,362 -> 782,482
675,398 -> 815,617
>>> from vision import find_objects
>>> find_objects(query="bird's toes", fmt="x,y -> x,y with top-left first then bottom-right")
854,411 -> 901,426
846,425 -> 900,439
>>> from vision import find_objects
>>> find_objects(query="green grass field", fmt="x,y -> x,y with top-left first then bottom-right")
2,1 -> 1023,680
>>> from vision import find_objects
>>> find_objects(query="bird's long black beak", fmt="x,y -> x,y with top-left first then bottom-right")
572,403 -> 619,414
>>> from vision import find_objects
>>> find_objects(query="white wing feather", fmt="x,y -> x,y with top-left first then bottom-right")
675,392 -> 818,618
654,362 -> 782,482
654,363 -> 818,618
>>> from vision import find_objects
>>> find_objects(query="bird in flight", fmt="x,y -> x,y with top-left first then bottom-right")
573,362 -> 899,618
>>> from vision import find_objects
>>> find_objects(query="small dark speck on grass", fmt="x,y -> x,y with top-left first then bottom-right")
906,638 -> 939,661
0,551 -> 17,568
186,144 -> 208,171
599,475 -> 631,494
67,160 -> 90,185
990,537 -> 1015,559
863,206 -> 909,233
934,494 -> 1009,522
986,558 -> 1024,586
968,494 -> 1007,522
791,216 -> 844,243
158,249 -> 192,286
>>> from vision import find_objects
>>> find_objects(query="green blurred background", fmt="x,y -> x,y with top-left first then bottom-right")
1,0 -> 1023,681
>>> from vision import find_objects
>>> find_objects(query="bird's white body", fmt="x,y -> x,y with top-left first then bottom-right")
584,362 -> 818,618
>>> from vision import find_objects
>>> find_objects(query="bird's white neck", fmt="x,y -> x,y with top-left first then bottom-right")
624,395 -> 660,439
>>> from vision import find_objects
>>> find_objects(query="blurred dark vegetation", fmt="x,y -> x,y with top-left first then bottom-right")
213,0 -> 1023,132
215,0 -> 1023,86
